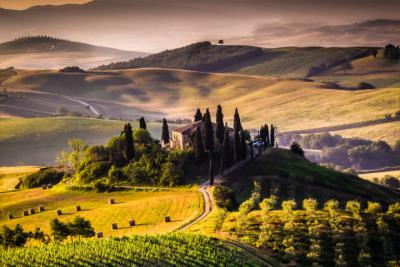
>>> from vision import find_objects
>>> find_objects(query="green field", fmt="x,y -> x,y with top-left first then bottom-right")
0,185 -> 202,237
0,117 -> 174,166
0,233 -> 263,266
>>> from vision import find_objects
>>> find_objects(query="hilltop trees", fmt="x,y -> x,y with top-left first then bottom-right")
194,108 -> 202,122
290,142 -> 304,157
139,117 -> 147,129
203,109 -> 215,185
215,105 -> 225,145
124,123 -> 135,162
270,124 -> 276,147
384,44 -> 400,61
220,123 -> 231,177
161,118 -> 170,145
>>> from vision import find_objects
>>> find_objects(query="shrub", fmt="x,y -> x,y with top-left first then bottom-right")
160,162 -> 184,187
213,186 -> 236,210
20,168 -> 64,189
357,82 -> 375,90
77,162 -> 110,183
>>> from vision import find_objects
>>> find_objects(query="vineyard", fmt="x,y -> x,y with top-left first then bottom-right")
0,233 -> 262,266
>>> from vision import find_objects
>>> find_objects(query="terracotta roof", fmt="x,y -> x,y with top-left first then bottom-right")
172,121 -> 234,135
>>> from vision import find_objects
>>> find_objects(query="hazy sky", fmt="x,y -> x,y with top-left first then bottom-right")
0,0 -> 90,10
0,0 -> 399,52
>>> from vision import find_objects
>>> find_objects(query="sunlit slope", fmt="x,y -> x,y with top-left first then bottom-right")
3,68 -> 398,132
0,187 -> 201,236
0,166 -> 40,192
0,117 -> 171,166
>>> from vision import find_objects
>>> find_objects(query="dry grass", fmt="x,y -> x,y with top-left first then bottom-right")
0,166 -> 40,192
0,186 -> 202,237
359,170 -> 400,181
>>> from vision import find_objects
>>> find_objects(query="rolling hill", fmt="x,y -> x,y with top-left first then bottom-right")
97,41 -> 376,78
0,36 -> 148,69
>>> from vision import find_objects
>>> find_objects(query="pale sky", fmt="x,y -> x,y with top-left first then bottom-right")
0,0 -> 90,10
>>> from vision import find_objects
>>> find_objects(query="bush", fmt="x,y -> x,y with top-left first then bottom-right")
160,162 -> 184,187
357,82 -> 375,89
213,186 -> 236,210
20,168 -> 64,189
77,162 -> 110,184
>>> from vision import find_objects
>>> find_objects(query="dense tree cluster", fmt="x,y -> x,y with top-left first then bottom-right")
57,120 -> 189,187
50,217 -> 94,242
0,225 -> 46,248
281,132 -> 400,170
384,44 -> 400,61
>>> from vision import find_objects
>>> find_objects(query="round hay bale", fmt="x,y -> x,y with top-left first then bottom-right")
108,199 -> 115,205
8,214 -> 13,220
41,185 -> 47,190
29,208 -> 35,215
97,232 -> 103,238
47,184 -> 53,189
75,205 -> 81,212
38,205 -> 45,212
111,223 -> 118,230
22,210 -> 29,216
56,209 -> 62,216
165,216 -> 171,223
129,220 -> 135,227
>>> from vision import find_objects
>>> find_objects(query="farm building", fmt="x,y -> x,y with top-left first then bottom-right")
170,120 -> 234,150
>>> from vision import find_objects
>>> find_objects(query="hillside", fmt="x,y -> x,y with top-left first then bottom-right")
2,68 -> 398,134
225,149 -> 400,205
0,117 -> 178,166
97,42 -> 375,78
0,36 -> 149,69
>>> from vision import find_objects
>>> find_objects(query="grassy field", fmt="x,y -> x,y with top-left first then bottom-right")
332,121 -> 400,146
0,117 -> 173,166
0,166 -> 40,192
0,186 -> 202,237
359,170 -> 400,180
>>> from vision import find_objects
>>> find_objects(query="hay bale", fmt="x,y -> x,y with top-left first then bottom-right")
108,199 -> 115,205
129,220 -> 135,227
41,185 -> 47,190
56,209 -> 62,216
47,183 -> 53,189
97,232 -> 103,238
8,214 -> 13,220
165,216 -> 171,223
22,210 -> 29,216
38,205 -> 45,212
75,205 -> 81,212
111,223 -> 118,230
29,208 -> 35,215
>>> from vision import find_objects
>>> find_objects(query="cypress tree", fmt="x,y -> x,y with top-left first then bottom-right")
220,123 -> 231,177
260,125 -> 266,148
161,118 -> 170,144
139,117 -> 147,129
215,105 -> 225,145
265,124 -> 270,147
194,127 -> 205,161
203,111 -> 214,185
240,129 -> 247,160
233,108 -> 242,162
124,123 -> 134,162
270,124 -> 275,148
194,108 -> 202,122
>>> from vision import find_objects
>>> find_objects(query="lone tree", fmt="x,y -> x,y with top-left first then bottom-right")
220,123 -> 231,177
218,40 -> 224,45
233,108 -> 242,162
194,126 -> 205,162
290,142 -> 304,157
139,117 -> 147,129
270,124 -> 276,148
50,218 -> 70,242
194,108 -> 202,122
215,105 -> 225,145
161,118 -> 170,145
124,123 -> 135,162
68,216 -> 95,241
264,124 -> 270,147
203,110 -> 215,185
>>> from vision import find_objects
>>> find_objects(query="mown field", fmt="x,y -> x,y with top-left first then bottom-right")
0,185 -> 202,237
359,170 -> 400,181
0,233 -> 263,267
0,166 -> 40,192
0,117 -> 175,166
